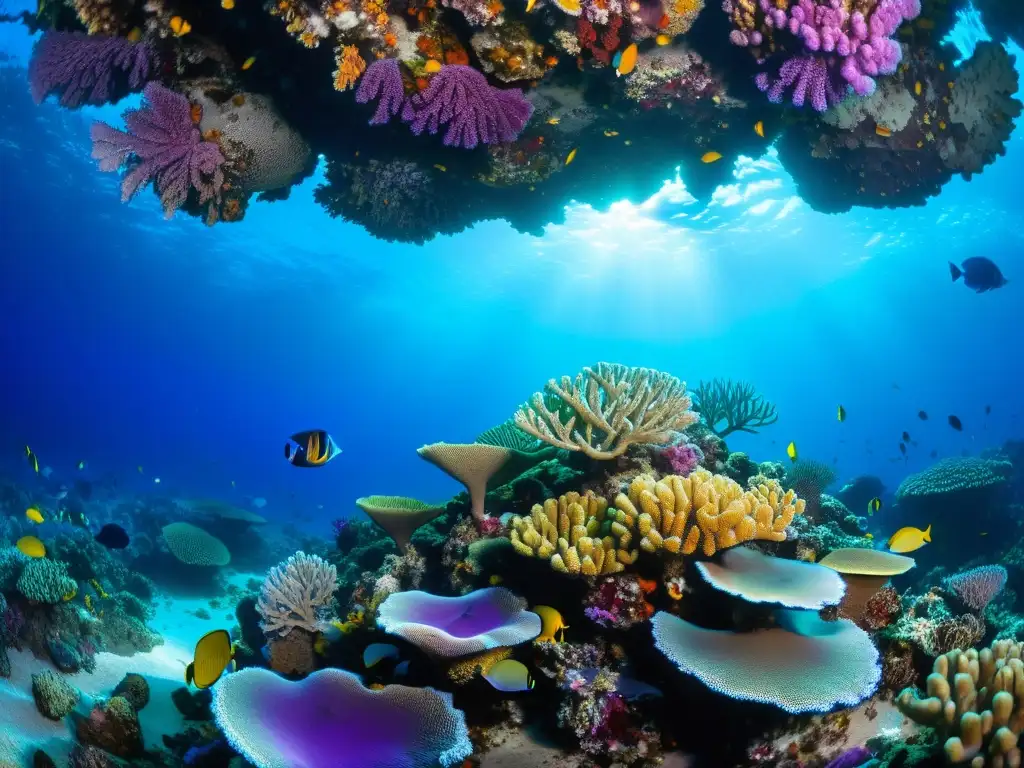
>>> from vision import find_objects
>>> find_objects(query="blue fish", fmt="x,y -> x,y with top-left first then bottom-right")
949,257 -> 1008,293
363,643 -> 400,668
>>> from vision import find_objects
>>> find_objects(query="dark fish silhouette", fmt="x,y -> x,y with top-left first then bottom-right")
949,257 -> 1008,293
918,411 -> 928,420
899,442 -> 907,455
901,431 -> 910,442
948,415 -> 963,431
94,523 -> 130,549
930,449 -> 938,458
985,405 -> 992,415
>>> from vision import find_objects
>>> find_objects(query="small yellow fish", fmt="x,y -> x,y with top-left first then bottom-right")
712,94 -> 721,104
546,117 -> 560,125
603,129 -> 619,137
864,533 -> 874,540
754,120 -> 764,138
232,94 -> 245,107
126,27 -> 142,42
875,125 -> 892,137
887,524 -> 931,554
169,15 -> 192,36
533,606 -> 568,643
924,112 -> 931,125
489,574 -> 503,585
914,81 -> 921,96
655,34 -> 671,45
837,405 -> 846,422
526,0 -> 537,10
786,441 -> 798,462
186,630 -> 236,689
16,535 -> 46,558
565,148 -> 578,166
25,445 -> 39,473
222,0 -> 234,8
425,59 -> 442,74
62,586 -> 77,601
701,151 -> 722,164
938,121 -> 946,130
615,43 -> 638,77
26,506 -> 44,524
483,659 -> 535,692
242,56 -> 256,70
868,497 -> 882,515
433,164 -> 447,172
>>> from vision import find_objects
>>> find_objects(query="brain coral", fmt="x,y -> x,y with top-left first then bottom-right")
652,610 -> 880,712
162,522 -> 231,566
17,559 -> 77,603
213,667 -> 472,768
896,457 -> 1013,499
257,552 -> 337,638
376,587 -> 541,658
696,546 -> 846,610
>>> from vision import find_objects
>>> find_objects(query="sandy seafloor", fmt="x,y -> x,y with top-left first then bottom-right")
0,571 -> 261,766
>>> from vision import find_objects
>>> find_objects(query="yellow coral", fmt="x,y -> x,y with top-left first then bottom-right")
615,470 -> 804,558
508,491 -> 636,576
897,640 -> 1024,766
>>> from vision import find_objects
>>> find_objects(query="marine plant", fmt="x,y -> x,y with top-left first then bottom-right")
691,378 -> 778,438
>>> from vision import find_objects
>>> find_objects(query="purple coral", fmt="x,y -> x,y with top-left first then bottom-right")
29,31 -> 152,108
660,442 -> 703,476
212,667 -> 472,768
90,82 -> 226,218
356,59 -> 406,125
755,55 -> 849,112
401,65 -> 533,149
945,565 -> 1007,612
825,746 -> 872,768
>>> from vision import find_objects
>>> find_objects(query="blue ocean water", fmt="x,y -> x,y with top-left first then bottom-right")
1,9 -> 1021,536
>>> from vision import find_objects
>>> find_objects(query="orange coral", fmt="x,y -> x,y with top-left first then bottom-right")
384,32 -> 397,46
333,45 -> 367,91
444,47 -> 469,65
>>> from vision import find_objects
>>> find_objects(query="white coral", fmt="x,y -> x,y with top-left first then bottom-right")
257,552 -> 337,637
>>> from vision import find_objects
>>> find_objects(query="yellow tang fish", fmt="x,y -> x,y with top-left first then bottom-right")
754,120 -> 764,138
169,16 -> 191,36
603,129 -> 619,137
526,0 -> 537,10
914,81 -> 921,96
126,27 -> 143,42
222,0 -> 234,8
864,533 -> 874,539
242,56 -> 256,70
433,164 -> 447,172
26,506 -> 44,524
837,404 -> 846,422
565,148 -> 578,166
655,34 -> 671,45
25,445 -> 39,473
424,59 -> 442,73
185,629 -> 236,689
701,151 -> 722,164
16,535 -> 46,558
887,524 -> 931,554
546,117 -> 560,125
615,43 -> 638,77
533,606 -> 568,643
868,497 -> 882,514
786,441 -> 798,462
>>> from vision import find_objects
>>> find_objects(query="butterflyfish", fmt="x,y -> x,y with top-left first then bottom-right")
169,16 -> 192,36
425,59 -> 442,73
786,441 -> 798,462
533,606 -> 568,643
16,536 -> 46,558
655,34 -> 671,45
483,659 -> 535,692
754,120 -> 764,137
242,56 -> 256,70
285,430 -> 342,467
887,524 -> 931,554
25,445 -> 39,473
614,43 -> 638,77
363,643 -> 400,668
701,151 -> 722,163
565,148 -> 578,166
185,629 -> 235,689
26,506 -> 44,524
837,405 -> 846,422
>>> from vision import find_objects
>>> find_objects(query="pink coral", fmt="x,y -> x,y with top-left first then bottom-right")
945,565 -> 1007,612
583,576 -> 654,630
659,443 -> 703,476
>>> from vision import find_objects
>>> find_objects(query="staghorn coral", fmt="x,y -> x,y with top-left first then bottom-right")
257,552 -> 337,637
946,565 -> 1009,614
615,471 -> 805,558
29,32 -> 152,109
515,363 -> 697,460
897,640 -> 1024,765
692,379 -> 778,438
160,522 -> 231,566
507,490 -> 633,575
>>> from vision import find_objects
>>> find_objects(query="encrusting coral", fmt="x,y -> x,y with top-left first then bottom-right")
897,640 -> 1024,766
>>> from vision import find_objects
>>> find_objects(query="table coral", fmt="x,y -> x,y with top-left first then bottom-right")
897,456 -> 1014,500
897,640 -> 1024,766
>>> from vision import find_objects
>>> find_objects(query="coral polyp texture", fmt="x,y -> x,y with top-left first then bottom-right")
355,496 -> 446,552
212,667 -> 472,768
514,363 -> 698,460
896,640 -> 1024,766
256,551 -> 338,637
160,522 -> 231,566
695,546 -> 846,610
29,31 -> 152,108
376,587 -> 541,658
417,442 -> 511,523
896,456 -> 1014,499
651,610 -> 881,712
945,565 -> 1008,613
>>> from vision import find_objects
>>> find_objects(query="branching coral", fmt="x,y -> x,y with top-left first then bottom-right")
91,83 -> 225,219
692,379 -> 778,438
897,640 -> 1024,765
945,566 -> 1008,614
29,31 -> 152,108
257,552 -> 337,637
507,490 -> 633,575
515,363 -> 697,460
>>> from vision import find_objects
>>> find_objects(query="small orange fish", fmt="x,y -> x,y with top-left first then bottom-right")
190,103 -> 202,124
754,120 -> 764,137
914,81 -> 921,96
637,577 -> 657,594
242,56 -> 256,70
657,13 -> 669,28
701,151 -> 722,163
169,15 -> 191,36
655,34 -> 671,45
667,582 -> 684,600
875,125 -> 892,137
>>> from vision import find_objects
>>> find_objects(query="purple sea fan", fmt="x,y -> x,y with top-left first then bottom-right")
945,565 -> 1008,613
29,31 -> 153,108
90,82 -> 226,218
355,58 -> 406,125
755,54 -> 849,112
825,746 -> 872,768
401,65 -> 533,149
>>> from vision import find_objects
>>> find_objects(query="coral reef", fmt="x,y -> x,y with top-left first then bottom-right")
31,669 -> 81,720
257,551 -> 337,637
74,695 -> 144,758
29,31 -> 152,108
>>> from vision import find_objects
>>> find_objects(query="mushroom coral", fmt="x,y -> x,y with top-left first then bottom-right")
696,546 -> 846,610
